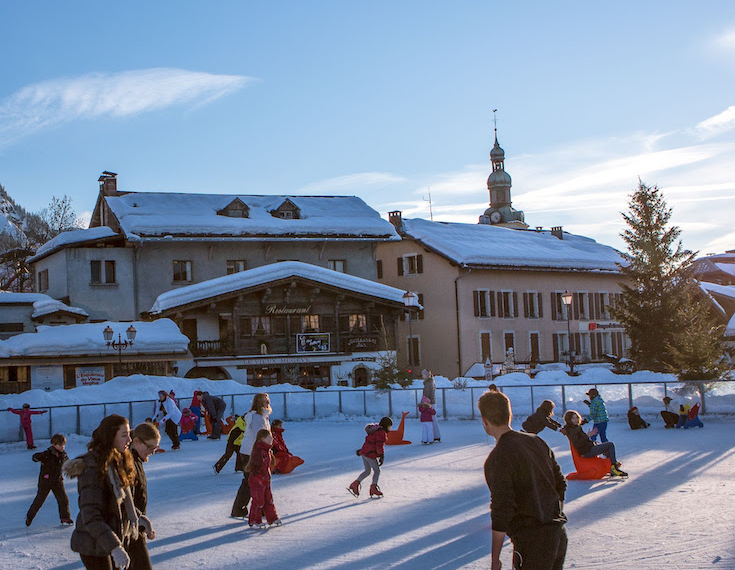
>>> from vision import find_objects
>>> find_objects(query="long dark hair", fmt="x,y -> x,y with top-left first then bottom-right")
88,414 -> 136,487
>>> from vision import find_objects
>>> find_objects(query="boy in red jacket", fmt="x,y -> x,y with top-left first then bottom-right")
348,416 -> 392,498
8,403 -> 47,449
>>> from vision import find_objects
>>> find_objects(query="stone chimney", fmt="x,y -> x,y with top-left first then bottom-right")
98,171 -> 118,196
551,226 -> 564,240
388,210 -> 403,230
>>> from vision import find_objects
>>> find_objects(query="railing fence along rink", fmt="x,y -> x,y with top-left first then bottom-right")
1,380 -> 731,443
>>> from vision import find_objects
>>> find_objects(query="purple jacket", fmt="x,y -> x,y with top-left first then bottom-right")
419,406 -> 436,422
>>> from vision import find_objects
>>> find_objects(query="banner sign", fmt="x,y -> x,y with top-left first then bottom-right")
296,333 -> 331,353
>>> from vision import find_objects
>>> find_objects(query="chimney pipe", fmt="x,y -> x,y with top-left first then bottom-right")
551,226 -> 564,240
98,171 -> 118,196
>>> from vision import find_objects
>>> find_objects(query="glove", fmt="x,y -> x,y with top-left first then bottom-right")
583,400 -> 591,406
356,449 -> 361,456
377,455 -> 384,466
111,545 -> 130,570
139,514 -> 156,539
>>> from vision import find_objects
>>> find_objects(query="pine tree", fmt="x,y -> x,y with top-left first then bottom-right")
666,285 -> 729,381
613,181 -> 696,371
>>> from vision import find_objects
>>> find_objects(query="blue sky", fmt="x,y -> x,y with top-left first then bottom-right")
1,2 -> 735,254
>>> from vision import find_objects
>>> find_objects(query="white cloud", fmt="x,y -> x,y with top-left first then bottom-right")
0,68 -> 253,147
714,27 -> 735,51
690,106 -> 735,139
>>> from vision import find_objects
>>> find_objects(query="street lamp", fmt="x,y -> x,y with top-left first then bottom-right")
104,325 -> 137,369
402,291 -> 418,376
561,290 -> 574,375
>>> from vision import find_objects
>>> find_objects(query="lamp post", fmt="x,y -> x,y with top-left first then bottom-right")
103,325 -> 137,371
561,290 -> 574,375
402,291 -> 418,376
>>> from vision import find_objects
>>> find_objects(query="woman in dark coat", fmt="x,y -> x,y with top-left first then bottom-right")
126,422 -> 161,570
522,400 -> 562,434
65,414 -> 153,570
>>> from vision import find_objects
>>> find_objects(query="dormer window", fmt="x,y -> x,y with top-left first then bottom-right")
217,198 -> 249,218
271,199 -> 300,220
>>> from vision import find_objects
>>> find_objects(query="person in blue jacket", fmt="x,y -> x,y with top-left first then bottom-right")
584,388 -> 609,442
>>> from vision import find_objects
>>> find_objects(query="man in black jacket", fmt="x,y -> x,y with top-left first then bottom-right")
200,391 -> 227,439
480,391 -> 567,570
26,433 -> 72,526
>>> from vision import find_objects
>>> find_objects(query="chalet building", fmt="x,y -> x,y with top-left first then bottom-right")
0,292 -> 89,340
693,252 -> 735,286
376,132 -> 630,378
28,172 -> 400,322
144,261 -> 407,388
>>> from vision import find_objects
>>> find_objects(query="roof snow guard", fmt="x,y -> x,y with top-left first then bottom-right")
147,261 -> 408,315
103,193 -> 400,240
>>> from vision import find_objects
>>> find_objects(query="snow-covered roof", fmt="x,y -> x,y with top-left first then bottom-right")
401,218 -> 624,271
148,261 -> 408,315
28,226 -> 119,263
103,192 -> 400,240
714,263 -> 735,278
0,292 -> 50,304
0,319 -> 189,359
31,298 -> 88,320
699,281 -> 735,300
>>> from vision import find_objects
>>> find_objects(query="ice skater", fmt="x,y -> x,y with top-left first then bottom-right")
418,397 -> 436,444
26,433 -> 72,526
422,369 -> 441,442
584,388 -> 609,442
8,403 -> 47,449
246,428 -> 281,529
271,419 -> 304,474
214,414 -> 247,474
521,400 -> 562,434
179,408 -> 199,441
153,390 -> 182,450
348,416 -> 392,498
128,422 -> 160,570
562,410 -> 627,477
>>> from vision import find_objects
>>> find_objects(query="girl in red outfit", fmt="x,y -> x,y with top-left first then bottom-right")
8,403 -> 47,449
246,429 -> 281,529
348,416 -> 393,498
271,419 -> 304,474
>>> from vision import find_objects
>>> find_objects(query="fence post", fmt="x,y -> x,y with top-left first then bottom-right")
231,395 -> 235,415
363,390 -> 367,416
283,393 -> 288,421
530,386 -> 535,413
470,387 -> 475,420
76,406 -> 81,435
699,381 -> 706,415
442,388 -> 447,419
628,383 -> 633,410
388,390 -> 393,417
312,391 -> 316,419
129,402 -> 133,423
49,407 -> 53,439
339,391 -> 343,415
561,385 -> 567,414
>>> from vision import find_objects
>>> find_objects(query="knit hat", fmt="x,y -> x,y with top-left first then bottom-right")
420,396 -> 431,405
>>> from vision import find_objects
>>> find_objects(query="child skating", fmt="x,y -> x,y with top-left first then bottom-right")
418,397 -> 436,444
245,429 -> 281,529
8,403 -> 47,449
348,416 -> 393,498
271,419 -> 304,474
26,433 -> 73,526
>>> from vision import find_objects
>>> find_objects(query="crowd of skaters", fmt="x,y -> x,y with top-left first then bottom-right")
10,373 -> 706,570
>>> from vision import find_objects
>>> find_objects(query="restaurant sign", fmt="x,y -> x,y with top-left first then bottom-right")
297,333 -> 331,353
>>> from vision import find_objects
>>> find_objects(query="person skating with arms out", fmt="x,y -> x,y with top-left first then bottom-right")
348,416 -> 392,498
480,390 -> 568,570
26,433 -> 73,526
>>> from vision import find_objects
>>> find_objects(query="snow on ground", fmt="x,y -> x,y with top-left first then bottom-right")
2,417 -> 734,570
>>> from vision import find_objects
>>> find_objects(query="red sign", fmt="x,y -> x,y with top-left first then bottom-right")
588,323 -> 597,330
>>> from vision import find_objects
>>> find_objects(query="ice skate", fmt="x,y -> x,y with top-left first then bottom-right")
347,480 -> 361,497
610,463 -> 628,477
269,519 -> 282,527
369,484 -> 383,498
60,519 -> 74,526
249,523 -> 266,529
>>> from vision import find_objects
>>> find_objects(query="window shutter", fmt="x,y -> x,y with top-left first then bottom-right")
551,293 -> 557,321
552,334 -> 559,361
594,293 -> 600,319
377,260 -> 383,279
397,257 -> 403,276
523,292 -> 529,318
418,293 -> 424,320
497,292 -> 503,317
416,254 -> 423,274
473,291 -> 480,317
512,292 -> 519,317
489,291 -> 496,317
538,295 -> 543,319
572,293 -> 579,320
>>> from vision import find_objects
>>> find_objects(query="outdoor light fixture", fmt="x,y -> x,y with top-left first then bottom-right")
402,291 -> 418,375
561,291 -> 574,375
104,325 -> 137,367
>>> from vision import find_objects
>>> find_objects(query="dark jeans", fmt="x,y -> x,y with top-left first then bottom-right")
583,441 -> 617,464
592,421 -> 608,442
27,479 -> 70,522
80,554 -> 113,570
164,419 -> 180,448
511,524 -> 567,570
210,404 -> 226,438
231,454 -> 251,517
127,534 -> 152,570
214,442 -> 242,473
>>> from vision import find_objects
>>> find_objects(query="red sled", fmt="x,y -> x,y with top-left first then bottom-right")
274,452 -> 304,474
565,439 -> 611,480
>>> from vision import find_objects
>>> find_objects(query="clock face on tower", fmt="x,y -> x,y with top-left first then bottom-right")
490,211 -> 502,224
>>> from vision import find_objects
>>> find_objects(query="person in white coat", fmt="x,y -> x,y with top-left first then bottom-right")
231,393 -> 271,518
153,391 -> 182,450
422,370 -> 441,442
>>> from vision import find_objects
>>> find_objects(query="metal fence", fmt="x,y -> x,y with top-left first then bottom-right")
2,380 -> 732,443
